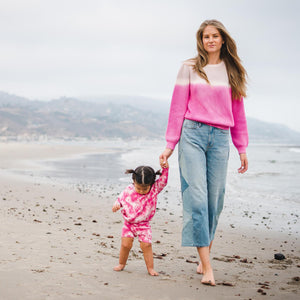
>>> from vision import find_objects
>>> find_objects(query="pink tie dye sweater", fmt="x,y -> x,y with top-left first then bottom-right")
115,168 -> 168,224
165,60 -> 248,153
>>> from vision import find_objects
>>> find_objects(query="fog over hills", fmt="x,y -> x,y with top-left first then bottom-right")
0,91 -> 299,145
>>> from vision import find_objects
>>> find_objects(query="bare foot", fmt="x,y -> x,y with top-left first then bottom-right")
197,262 -> 203,274
113,264 -> 125,271
148,268 -> 159,276
201,268 -> 216,286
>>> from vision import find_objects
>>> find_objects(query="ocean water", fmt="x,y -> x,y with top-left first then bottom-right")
32,140 -> 300,205
39,152 -> 124,184
17,139 -> 300,234
227,144 -> 300,204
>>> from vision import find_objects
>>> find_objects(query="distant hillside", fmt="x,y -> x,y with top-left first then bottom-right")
0,92 -> 167,140
0,91 -> 300,144
247,117 -> 300,144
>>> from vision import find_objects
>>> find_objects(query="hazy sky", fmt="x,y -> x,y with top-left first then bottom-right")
0,0 -> 299,131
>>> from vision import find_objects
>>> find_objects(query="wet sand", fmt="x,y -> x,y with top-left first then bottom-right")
0,142 -> 299,299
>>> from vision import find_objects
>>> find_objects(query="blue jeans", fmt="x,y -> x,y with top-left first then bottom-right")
178,119 -> 230,247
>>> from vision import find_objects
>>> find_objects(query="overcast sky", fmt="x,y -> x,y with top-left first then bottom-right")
0,0 -> 299,131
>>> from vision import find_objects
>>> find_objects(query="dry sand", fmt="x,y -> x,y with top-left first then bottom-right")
0,142 -> 299,300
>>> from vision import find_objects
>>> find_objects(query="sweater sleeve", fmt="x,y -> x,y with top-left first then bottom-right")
230,98 -> 249,153
165,64 -> 190,150
151,168 -> 169,194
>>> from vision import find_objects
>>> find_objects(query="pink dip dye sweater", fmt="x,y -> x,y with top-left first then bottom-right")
165,60 -> 248,153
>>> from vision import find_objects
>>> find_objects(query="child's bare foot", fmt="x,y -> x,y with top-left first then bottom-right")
113,264 -> 125,271
201,268 -> 215,286
196,262 -> 203,274
148,268 -> 159,276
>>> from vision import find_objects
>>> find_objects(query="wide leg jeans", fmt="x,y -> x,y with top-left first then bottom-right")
178,119 -> 230,247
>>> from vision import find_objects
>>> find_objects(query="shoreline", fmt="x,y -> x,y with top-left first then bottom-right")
0,142 -> 299,299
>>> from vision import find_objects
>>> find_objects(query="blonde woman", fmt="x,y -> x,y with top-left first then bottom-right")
160,19 -> 248,286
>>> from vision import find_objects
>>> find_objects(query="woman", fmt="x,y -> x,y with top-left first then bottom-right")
159,19 -> 248,286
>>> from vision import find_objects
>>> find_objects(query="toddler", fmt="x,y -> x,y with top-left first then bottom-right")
112,163 -> 169,276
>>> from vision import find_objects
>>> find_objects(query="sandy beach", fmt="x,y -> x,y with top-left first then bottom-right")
0,142 -> 299,300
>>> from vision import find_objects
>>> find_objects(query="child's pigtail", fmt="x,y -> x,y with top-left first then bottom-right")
152,170 -> 162,184
155,170 -> 162,176
125,169 -> 136,175
125,169 -> 137,182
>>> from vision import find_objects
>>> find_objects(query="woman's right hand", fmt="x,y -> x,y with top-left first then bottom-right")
159,148 -> 173,167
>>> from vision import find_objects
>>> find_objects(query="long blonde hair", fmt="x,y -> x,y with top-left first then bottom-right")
191,19 -> 247,100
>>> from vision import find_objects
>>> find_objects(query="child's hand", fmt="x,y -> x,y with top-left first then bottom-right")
112,203 -> 121,212
160,160 -> 169,169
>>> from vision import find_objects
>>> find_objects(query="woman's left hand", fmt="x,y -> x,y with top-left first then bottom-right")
159,148 -> 173,167
238,153 -> 248,173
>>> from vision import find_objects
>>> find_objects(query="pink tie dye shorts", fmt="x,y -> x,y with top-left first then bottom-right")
121,221 -> 152,243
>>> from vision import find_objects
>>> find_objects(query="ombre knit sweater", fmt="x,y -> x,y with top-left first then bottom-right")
165,60 -> 248,154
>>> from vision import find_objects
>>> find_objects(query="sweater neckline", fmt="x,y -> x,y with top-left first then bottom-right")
205,60 -> 224,67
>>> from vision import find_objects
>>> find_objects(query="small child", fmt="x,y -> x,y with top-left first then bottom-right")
112,162 -> 169,276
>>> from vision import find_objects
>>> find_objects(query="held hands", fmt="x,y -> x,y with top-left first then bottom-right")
159,148 -> 173,168
238,153 -> 248,173
112,203 -> 121,212
160,160 -> 169,169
